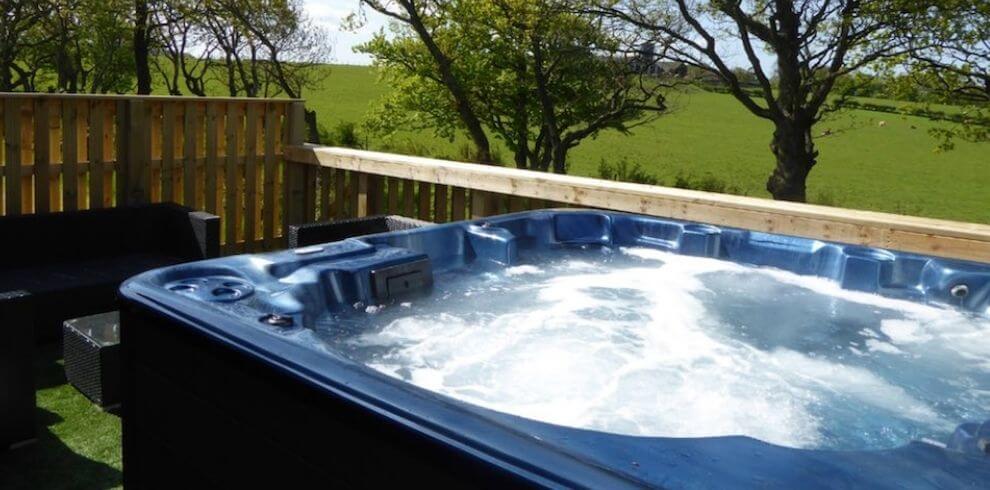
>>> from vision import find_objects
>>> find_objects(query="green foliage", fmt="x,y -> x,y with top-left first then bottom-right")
321,121 -> 365,149
357,0 -> 666,172
672,173 -> 745,195
889,0 -> 990,148
1,0 -> 135,93
597,158 -> 661,186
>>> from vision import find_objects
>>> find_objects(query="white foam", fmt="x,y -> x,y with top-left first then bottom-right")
865,338 -> 904,355
881,319 -> 933,344
504,265 -> 544,276
340,250 -> 989,450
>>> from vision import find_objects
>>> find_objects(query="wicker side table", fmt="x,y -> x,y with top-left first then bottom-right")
63,311 -> 121,411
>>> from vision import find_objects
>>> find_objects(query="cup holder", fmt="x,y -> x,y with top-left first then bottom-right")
165,276 -> 254,302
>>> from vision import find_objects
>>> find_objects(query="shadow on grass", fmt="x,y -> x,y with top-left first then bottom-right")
0,345 -> 122,490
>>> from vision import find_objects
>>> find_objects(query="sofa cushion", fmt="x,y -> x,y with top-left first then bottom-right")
0,253 -> 185,343
0,254 -> 184,295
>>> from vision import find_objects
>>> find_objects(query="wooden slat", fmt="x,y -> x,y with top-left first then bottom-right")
470,189 -> 490,219
62,100 -> 80,211
509,195 -> 526,213
282,102 -> 307,237
304,164 -> 317,223
75,101 -> 87,208
3,98 -> 22,215
244,103 -> 259,251
418,181 -> 431,221
88,100 -> 105,208
183,102 -> 198,207
33,99 -> 50,213
451,187 -> 466,221
319,167 -> 332,220
161,102 -> 176,202
434,184 -> 448,222
387,177 -> 399,213
368,174 -> 384,215
102,103 -> 113,207
263,104 -> 278,249
130,99 -> 152,205
1,103 -> 4,216
149,102 -> 163,203
334,168 -> 346,219
224,102 -> 240,249
351,171 -> 365,218
205,102 -> 219,214
114,100 -> 127,205
252,107 -> 264,242
403,179 -> 415,218
19,101 -> 33,213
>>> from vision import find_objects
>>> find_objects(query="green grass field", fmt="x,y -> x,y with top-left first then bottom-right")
302,65 -> 988,224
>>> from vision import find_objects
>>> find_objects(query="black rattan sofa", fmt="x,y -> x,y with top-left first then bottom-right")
288,215 -> 431,248
0,202 -> 219,451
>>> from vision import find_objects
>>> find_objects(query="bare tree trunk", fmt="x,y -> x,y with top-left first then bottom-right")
766,119 -> 817,202
401,2 -> 492,164
134,0 -> 152,94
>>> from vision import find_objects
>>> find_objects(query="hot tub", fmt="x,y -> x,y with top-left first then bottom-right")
119,210 -> 990,488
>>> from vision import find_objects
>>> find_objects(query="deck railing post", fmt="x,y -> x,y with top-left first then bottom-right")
283,101 -> 308,241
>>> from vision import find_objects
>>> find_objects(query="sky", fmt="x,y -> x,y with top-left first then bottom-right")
304,0 -> 384,65
303,0 -> 770,69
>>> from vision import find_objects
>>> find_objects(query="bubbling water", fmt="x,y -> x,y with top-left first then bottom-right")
315,247 -> 990,451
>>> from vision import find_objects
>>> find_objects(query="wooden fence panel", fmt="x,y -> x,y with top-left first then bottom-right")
1,93 -> 297,252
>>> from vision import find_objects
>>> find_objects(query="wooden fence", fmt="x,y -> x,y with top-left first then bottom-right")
284,145 -> 990,263
0,93 -> 304,253
4,92 -> 989,262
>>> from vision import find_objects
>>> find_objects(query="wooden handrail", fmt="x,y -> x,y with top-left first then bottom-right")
285,144 -> 990,263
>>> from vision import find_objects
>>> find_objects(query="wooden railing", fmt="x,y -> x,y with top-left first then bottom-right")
4,92 -> 989,262
0,93 -> 304,253
284,145 -> 990,263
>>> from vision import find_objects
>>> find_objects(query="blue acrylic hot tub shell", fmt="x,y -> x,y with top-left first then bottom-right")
120,210 -> 990,488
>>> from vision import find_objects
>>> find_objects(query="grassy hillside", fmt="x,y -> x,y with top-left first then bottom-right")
292,65 -> 989,224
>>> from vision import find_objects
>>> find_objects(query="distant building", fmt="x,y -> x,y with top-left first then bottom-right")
629,43 -> 689,78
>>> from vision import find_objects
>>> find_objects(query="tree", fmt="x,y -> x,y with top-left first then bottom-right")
216,0 -> 332,140
358,0 -> 496,163
598,0 -> 909,201
898,0 -> 989,148
357,0 -> 667,171
150,0 -> 216,96
38,0 -> 134,93
0,0 -> 47,91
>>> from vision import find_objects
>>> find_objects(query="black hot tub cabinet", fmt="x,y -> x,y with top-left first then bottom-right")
119,210 -> 990,489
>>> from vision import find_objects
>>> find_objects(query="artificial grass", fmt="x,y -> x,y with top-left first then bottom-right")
0,346 -> 122,490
